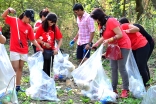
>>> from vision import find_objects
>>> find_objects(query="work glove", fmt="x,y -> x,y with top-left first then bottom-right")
69,40 -> 75,47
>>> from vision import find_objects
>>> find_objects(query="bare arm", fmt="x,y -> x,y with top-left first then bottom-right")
125,24 -> 139,33
93,36 -> 104,47
73,33 -> 79,41
0,32 -> 6,44
1,8 -> 16,19
113,26 -> 122,39
31,40 -> 43,52
103,26 -> 122,45
85,32 -> 95,50
56,38 -> 63,49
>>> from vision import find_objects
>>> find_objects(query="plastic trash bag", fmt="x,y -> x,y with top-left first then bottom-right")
26,52 -> 59,101
53,50 -> 75,80
126,50 -> 146,98
141,85 -> 156,104
0,44 -> 18,104
72,45 -> 117,102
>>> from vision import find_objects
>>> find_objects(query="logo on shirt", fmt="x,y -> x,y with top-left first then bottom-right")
24,30 -> 28,34
46,32 -> 52,42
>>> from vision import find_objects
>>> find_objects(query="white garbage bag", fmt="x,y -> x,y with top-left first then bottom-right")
126,50 -> 146,98
141,85 -> 156,104
26,52 -> 59,101
53,50 -> 75,80
72,45 -> 117,102
0,44 -> 18,104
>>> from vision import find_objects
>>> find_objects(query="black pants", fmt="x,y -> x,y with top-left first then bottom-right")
43,55 -> 54,77
32,45 -> 37,53
146,40 -> 155,79
132,43 -> 150,87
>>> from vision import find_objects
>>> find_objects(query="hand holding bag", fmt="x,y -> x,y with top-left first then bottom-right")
105,44 -> 122,60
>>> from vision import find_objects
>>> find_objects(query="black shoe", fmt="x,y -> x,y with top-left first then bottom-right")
16,88 -> 25,92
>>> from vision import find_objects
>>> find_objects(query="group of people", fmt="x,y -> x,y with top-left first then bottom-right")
1,7 -> 62,94
70,4 -> 154,98
0,3 -> 154,100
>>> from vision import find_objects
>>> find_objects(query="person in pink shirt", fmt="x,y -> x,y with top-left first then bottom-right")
0,27 -> 6,44
70,3 -> 95,64
1,7 -> 43,93
91,8 -> 131,98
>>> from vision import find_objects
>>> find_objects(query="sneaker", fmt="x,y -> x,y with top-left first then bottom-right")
16,88 -> 25,92
120,90 -> 129,98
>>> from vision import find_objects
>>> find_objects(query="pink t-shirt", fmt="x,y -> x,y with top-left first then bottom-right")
5,16 -> 34,54
77,12 -> 95,45
103,18 -> 131,49
121,23 -> 147,50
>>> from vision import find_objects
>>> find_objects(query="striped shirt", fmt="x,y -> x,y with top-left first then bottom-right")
77,12 -> 95,45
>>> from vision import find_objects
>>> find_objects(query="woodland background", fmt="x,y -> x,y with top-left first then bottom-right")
0,0 -> 156,104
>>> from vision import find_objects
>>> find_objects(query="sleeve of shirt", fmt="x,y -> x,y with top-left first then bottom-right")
87,17 -> 95,33
28,25 -> 35,41
108,18 -> 120,30
34,22 -> 41,28
35,26 -> 42,39
55,26 -> 62,40
5,16 -> 15,26
120,23 -> 129,30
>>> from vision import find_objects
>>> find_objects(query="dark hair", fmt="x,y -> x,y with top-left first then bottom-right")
19,12 -> 24,20
42,13 -> 57,32
73,3 -> 84,11
39,9 -> 49,18
90,8 -> 109,26
90,8 -> 110,37
119,17 -> 129,24
19,9 -> 35,22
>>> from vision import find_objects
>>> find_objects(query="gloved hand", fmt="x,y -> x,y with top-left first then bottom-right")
69,40 -> 75,47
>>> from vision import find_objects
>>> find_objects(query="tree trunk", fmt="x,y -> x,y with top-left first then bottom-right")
135,0 -> 144,20
151,0 -> 156,9
122,0 -> 126,16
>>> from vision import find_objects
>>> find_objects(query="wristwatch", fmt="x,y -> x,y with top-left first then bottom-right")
88,42 -> 92,46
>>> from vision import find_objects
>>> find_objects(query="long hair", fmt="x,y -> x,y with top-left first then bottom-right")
42,13 -> 57,33
90,8 -> 109,26
90,8 -> 110,37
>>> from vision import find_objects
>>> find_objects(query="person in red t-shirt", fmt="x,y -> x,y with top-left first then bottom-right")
1,7 -> 43,93
0,27 -> 6,44
35,13 -> 63,77
91,8 -> 131,98
32,8 -> 49,53
119,19 -> 150,88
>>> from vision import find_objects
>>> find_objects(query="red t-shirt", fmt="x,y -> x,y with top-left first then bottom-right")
103,18 -> 131,49
35,25 -> 62,50
5,16 -> 34,54
0,27 -> 2,31
120,23 -> 147,50
34,20 -> 42,28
